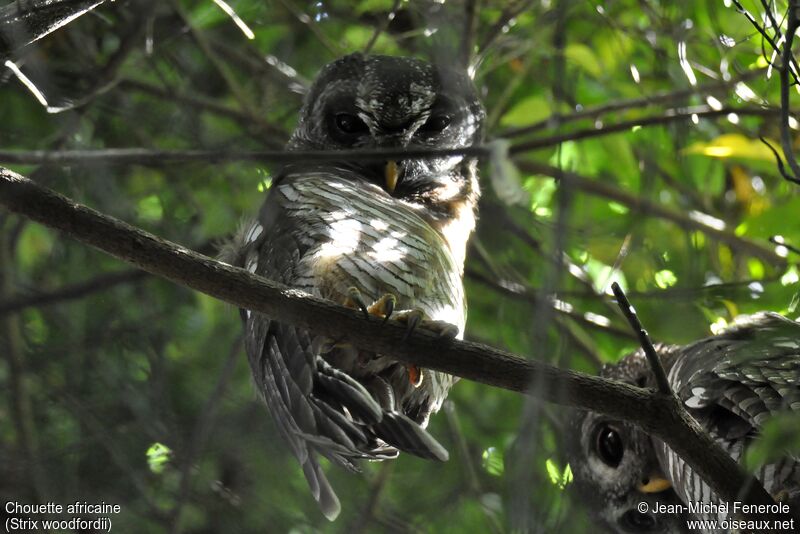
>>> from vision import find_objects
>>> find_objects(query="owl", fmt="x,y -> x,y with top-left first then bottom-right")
222,53 -> 484,520
566,312 -> 800,533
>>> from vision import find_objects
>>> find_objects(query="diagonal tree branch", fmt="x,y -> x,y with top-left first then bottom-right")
0,166 -> 779,526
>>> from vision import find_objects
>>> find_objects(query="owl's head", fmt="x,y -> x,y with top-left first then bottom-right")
287,53 -> 484,217
565,352 -> 688,533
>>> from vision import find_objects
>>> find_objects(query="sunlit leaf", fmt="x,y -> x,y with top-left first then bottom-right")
608,201 -> 629,214
500,95 -> 551,127
747,258 -> 765,279
565,44 -> 603,78
782,266 -> 800,286
545,458 -> 573,489
654,269 -> 677,289
146,442 -> 172,474
482,447 -> 504,477
137,195 -> 163,222
683,134 -> 782,162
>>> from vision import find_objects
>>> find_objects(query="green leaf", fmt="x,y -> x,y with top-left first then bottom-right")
545,458 -> 573,489
564,44 -> 603,78
17,223 -> 55,271
146,442 -> 172,474
545,458 -> 560,485
137,195 -> 163,222
654,269 -> 677,289
501,95 -> 551,127
481,447 -> 504,477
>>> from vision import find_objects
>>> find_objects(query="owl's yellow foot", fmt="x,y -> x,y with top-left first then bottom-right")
343,287 -> 397,321
392,309 -> 459,388
342,289 -> 455,388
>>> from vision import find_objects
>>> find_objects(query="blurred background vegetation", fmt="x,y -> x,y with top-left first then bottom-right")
1,0 -> 799,532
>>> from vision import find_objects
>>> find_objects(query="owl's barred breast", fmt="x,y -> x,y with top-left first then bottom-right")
274,172 -> 467,335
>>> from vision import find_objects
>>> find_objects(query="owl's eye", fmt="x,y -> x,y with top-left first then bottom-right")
595,425 -> 624,467
420,114 -> 451,134
334,113 -> 368,134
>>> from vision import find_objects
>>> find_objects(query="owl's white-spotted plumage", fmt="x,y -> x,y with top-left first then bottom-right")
567,313 -> 800,533
223,53 -> 484,520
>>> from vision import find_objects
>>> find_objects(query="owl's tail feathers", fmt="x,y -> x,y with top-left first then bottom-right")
373,411 -> 449,461
315,358 -> 383,424
301,456 -> 341,521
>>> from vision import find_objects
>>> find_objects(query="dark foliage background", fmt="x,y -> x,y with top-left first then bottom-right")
1,0 -> 799,532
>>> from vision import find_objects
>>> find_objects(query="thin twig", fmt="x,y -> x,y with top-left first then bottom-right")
466,269 -> 635,340
364,0 -> 401,54
777,0 -> 800,182
170,0 -> 277,137
0,146 -> 491,166
519,161 -> 785,266
501,69 -> 766,138
350,463 -> 393,534
477,0 -> 534,58
0,269 -> 147,317
610,282 -> 671,394
169,337 -> 243,534
119,78 -> 288,142
275,0 -> 342,56
770,235 -> 800,255
731,0 -> 800,85
509,106 -> 787,155
56,391 -> 169,521
459,0 -> 480,69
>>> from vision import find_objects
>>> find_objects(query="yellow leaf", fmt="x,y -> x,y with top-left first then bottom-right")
683,134 -> 782,162
730,165 -> 769,216
730,165 -> 754,204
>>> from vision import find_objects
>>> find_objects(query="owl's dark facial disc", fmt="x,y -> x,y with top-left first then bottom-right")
287,53 -> 484,215
566,410 -> 689,533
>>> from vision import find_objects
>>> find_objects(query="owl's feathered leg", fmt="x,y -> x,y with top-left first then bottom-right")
342,289 -> 455,388
341,289 -> 422,387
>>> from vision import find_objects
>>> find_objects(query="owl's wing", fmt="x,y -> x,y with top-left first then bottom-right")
668,313 -> 800,433
655,313 -> 800,509
230,178 -> 450,519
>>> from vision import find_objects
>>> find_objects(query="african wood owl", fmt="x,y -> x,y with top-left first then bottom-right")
223,53 -> 484,520
566,313 -> 800,532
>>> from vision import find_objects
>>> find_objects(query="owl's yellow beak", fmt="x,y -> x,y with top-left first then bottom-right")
385,160 -> 399,193
638,473 -> 672,493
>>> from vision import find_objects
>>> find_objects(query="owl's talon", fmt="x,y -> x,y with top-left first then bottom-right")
368,293 -> 397,322
344,287 -> 370,319
401,310 -> 422,341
